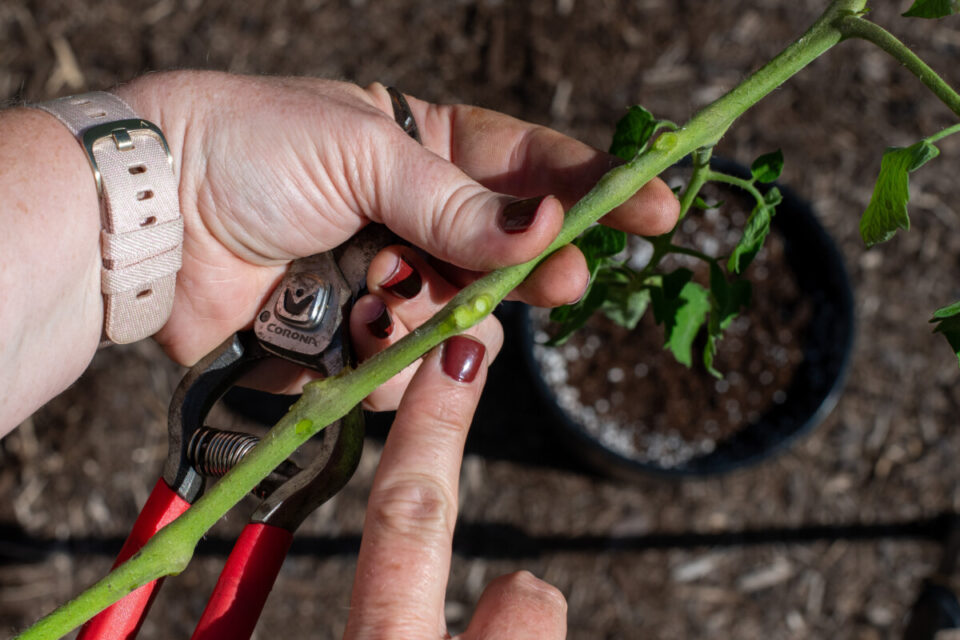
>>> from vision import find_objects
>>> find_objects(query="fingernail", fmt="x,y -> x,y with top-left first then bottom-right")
441,335 -> 485,383
498,195 -> 548,234
379,255 -> 422,299
570,282 -> 590,305
364,298 -> 393,339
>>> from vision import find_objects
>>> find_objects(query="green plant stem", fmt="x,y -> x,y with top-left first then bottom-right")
678,146 -> 715,219
837,15 -> 960,119
927,121 -> 960,144
16,1 -> 870,638
703,170 -> 767,206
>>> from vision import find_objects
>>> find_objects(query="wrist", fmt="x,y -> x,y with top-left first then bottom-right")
0,107 -> 102,434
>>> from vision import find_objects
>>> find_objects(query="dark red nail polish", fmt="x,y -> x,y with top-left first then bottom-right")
380,256 -> 422,299
365,299 -> 393,339
498,195 -> 547,234
441,336 -> 485,383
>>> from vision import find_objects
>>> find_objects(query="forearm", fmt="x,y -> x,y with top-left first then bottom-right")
0,107 -> 102,436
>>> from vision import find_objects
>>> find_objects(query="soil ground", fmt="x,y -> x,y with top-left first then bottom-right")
3,1 -> 960,638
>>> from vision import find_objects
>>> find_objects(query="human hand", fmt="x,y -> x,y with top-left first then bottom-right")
114,71 -> 678,403
344,330 -> 567,639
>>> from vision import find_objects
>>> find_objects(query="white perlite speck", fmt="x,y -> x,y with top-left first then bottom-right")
530,309 -> 713,466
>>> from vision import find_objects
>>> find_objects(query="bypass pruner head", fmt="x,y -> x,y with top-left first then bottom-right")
162,224 -> 397,510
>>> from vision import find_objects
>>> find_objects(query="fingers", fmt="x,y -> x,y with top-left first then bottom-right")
349,247 -> 503,411
436,244 -> 589,308
457,572 -> 568,640
344,334 -> 489,639
364,84 -> 679,239
362,115 -> 565,271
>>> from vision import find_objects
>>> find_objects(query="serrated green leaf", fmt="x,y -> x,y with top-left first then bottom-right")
709,263 -> 752,330
596,267 -> 632,285
703,264 -> 752,377
546,283 -> 609,346
932,316 -> 960,366
663,282 -> 711,367
650,268 -> 694,325
750,150 -> 784,183
662,267 -> 693,300
727,187 -> 781,275
575,225 -> 627,261
860,140 -> 940,246
704,332 -> 722,378
548,226 -> 632,343
549,303 -> 574,324
609,106 -> 658,162
609,105 -> 677,161
903,0 -> 960,18
932,299 -> 960,319
602,287 -> 651,329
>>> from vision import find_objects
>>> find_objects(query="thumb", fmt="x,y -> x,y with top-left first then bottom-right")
361,89 -> 564,271
456,571 -> 568,640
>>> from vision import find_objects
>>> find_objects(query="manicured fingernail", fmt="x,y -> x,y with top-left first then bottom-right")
498,195 -> 547,234
379,255 -> 422,299
364,298 -> 393,339
570,282 -> 589,305
441,335 -> 485,383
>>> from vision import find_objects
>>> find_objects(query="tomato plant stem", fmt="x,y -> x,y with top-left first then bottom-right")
678,146 -> 715,219
705,171 -> 767,207
837,16 -> 960,120
927,122 -> 960,145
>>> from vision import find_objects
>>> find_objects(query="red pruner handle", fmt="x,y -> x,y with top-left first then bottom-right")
78,478 -> 191,640
191,523 -> 294,640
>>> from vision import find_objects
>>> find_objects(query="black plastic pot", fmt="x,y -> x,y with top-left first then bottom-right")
518,158 -> 855,478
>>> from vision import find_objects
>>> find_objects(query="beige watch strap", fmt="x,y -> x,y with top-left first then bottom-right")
35,92 -> 183,344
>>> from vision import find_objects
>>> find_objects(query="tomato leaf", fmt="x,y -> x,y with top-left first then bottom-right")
650,269 -> 709,367
693,196 -> 725,210
575,225 -> 627,268
932,299 -> 960,319
704,263 -> 752,377
609,105 -> 678,161
602,287 -> 651,330
663,282 -> 711,367
932,316 -> 960,366
728,187 -> 782,275
650,268 -> 694,325
549,225 -> 629,334
860,140 -> 939,246
546,283 -> 609,346
750,149 -> 784,183
710,263 -> 752,331
903,0 -> 960,18
931,301 -> 960,366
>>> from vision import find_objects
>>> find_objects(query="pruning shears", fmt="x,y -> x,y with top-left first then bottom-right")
77,87 -> 422,640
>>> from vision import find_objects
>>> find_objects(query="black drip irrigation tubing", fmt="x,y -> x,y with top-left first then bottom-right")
2,513 -> 958,565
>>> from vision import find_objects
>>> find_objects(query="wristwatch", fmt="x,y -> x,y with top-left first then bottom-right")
34,91 -> 183,344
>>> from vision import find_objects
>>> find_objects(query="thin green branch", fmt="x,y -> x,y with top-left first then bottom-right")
704,170 -> 767,207
678,146 -> 715,219
927,121 -> 960,144
16,1 -> 870,637
837,15 -> 960,119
